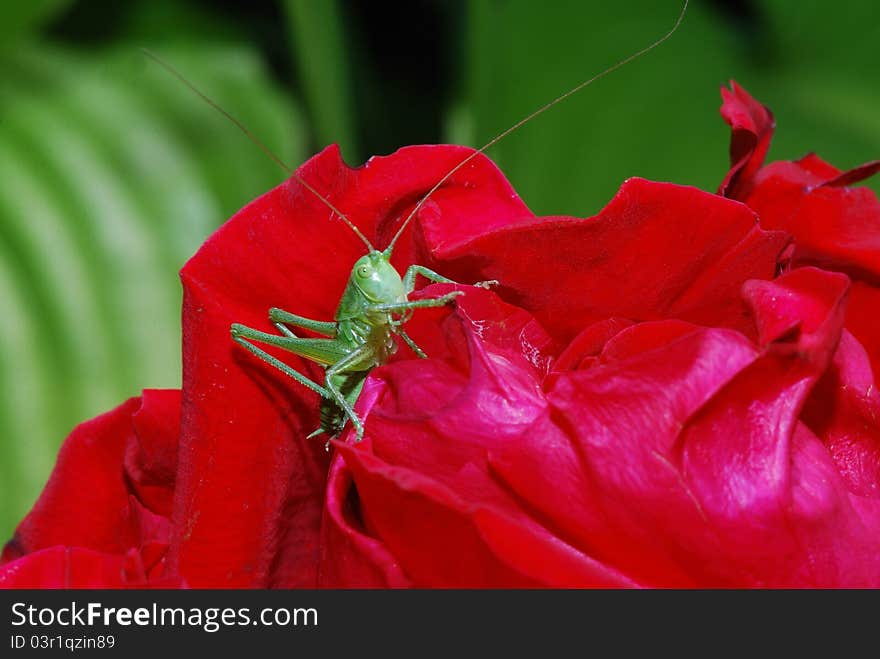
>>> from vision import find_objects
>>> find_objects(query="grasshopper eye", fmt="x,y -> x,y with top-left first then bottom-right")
357,265 -> 371,278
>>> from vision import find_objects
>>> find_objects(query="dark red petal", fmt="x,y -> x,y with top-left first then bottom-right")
718,81 -> 775,199
598,319 -> 701,363
317,456 -> 411,588
174,145 -> 533,587
338,443 -> 633,588
125,389 -> 181,518
432,178 -> 788,344
847,281 -> 880,379
0,546 -> 128,588
0,546 -> 186,589
794,153 -> 843,180
742,266 -> 849,356
821,160 -> 880,188
552,317 -> 635,375
125,495 -> 172,578
549,319 -> 699,388
1,392 -> 179,587
2,398 -> 143,561
743,157 -> 880,281
737,148 -> 880,378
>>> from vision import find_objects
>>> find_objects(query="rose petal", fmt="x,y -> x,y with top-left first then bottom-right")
317,456 -> 412,588
0,546 -> 128,589
494,327 -> 758,587
742,266 -> 849,356
846,281 -> 880,379
2,398 -> 143,561
820,160 -> 880,189
330,289 -> 629,586
489,268 -> 880,586
431,178 -> 789,344
743,156 -> 880,280
552,318 -> 635,375
598,319 -> 701,363
716,83 -> 880,384
718,81 -> 775,198
802,331 -> 880,498
338,444 -> 633,588
1,391 -> 180,587
665,269 -> 879,585
125,389 -> 181,518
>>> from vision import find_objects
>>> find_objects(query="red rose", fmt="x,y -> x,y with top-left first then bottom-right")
3,83 -> 878,588
718,81 -> 880,505
719,81 -> 880,379
0,391 -> 182,587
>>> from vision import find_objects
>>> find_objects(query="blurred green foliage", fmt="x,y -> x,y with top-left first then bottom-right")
0,0 -> 304,535
0,0 -> 877,538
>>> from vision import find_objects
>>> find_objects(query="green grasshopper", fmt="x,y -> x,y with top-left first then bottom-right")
230,212 -> 495,442
145,1 -> 687,443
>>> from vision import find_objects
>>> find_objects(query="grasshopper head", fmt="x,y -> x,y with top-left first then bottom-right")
351,252 -> 404,304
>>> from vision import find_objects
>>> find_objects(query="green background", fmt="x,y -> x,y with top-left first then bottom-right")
0,0 -> 877,538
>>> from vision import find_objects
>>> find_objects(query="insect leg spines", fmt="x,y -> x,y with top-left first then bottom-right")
231,336 -> 329,399
401,264 -> 498,295
318,371 -> 368,438
395,327 -> 428,359
324,343 -> 377,441
232,322 -> 371,441
401,265 -> 455,293
369,293 -> 463,315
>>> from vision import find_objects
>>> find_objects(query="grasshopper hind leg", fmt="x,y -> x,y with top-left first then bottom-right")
230,334 -> 330,398
234,332 -> 365,444
311,372 -> 368,445
231,322 -> 373,444
268,308 -> 336,336
323,345 -> 375,442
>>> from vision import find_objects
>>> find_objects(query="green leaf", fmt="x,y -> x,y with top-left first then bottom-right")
456,0 -> 879,216
0,41 -> 305,537
0,0 -> 71,45
284,0 -> 359,161
457,1 -> 742,216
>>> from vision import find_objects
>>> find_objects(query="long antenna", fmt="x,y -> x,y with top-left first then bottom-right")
385,0 -> 689,253
140,48 -> 376,253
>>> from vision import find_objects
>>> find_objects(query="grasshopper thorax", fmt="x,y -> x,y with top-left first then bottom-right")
350,251 -> 405,305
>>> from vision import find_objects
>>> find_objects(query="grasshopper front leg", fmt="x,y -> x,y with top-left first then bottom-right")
402,265 -> 497,294
369,291 -> 463,315
369,293 -> 462,360
395,327 -> 427,359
